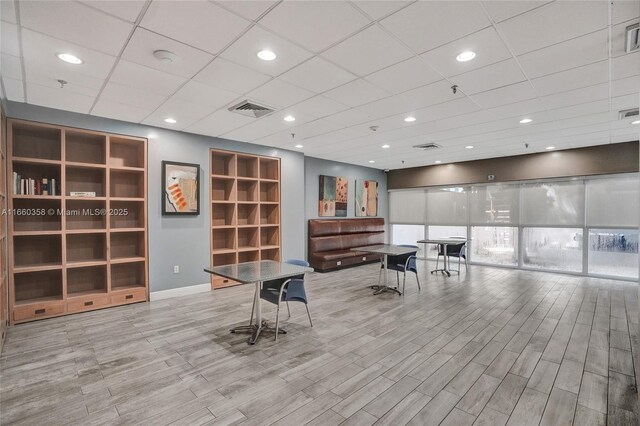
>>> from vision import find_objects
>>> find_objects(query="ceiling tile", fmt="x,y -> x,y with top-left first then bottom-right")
245,78 -> 314,108
142,97 -> 218,130
452,59 -> 525,95
215,1 -> 277,21
79,1 -> 146,23
612,75 -> 640,97
186,109 -> 256,137
485,98 -> 547,120
109,60 -> 186,96
323,108 -> 373,126
321,25 -> 413,76
357,93 -> 414,118
1,21 -> 20,57
25,71 -> 102,97
365,57 -> 442,94
531,60 -> 608,96
1,53 -> 22,80
141,1 -> 250,54
542,83 -> 608,110
611,93 -> 639,111
3,77 -> 24,101
288,95 -> 350,119
323,78 -> 389,107
219,26 -> 313,76
612,19 -> 640,57
172,80 -> 239,109
517,29 -> 608,78
401,80 -> 461,111
481,1 -> 550,23
612,0 -> 640,25
351,1 -> 412,20
381,1 -> 491,53
27,82 -> 94,113
194,57 -> 271,94
420,27 -> 512,77
1,0 -> 17,23
471,81 -> 538,109
611,52 -> 639,80
121,27 -> 214,78
279,57 -> 357,94
92,98 -> 152,122
413,98 -> 482,123
497,1 -> 607,55
99,81 -> 167,110
20,1 -> 133,55
220,112 -> 304,142
259,1 -> 370,53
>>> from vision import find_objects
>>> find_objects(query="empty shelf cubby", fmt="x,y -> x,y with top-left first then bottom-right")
66,233 -> 106,263
12,199 -> 61,232
212,253 -> 236,267
110,170 -> 144,198
67,265 -> 107,296
211,178 -> 235,201
237,180 -> 258,202
212,228 -> 236,252
110,231 -> 145,260
65,131 -> 106,165
212,152 -> 235,176
13,234 -> 62,269
65,200 -> 106,230
66,166 -> 106,197
237,203 -> 258,226
261,248 -> 280,261
238,250 -> 259,263
111,261 -> 146,290
110,200 -> 144,229
260,158 -> 279,180
260,181 -> 279,202
237,227 -> 259,250
110,137 -> 144,168
14,269 -> 63,305
260,204 -> 279,225
260,226 -> 280,247
12,123 -> 61,161
212,203 -> 236,227
236,155 -> 258,178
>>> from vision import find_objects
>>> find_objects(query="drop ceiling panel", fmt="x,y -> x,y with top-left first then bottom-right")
141,1 -> 250,54
3,77 -> 24,101
471,81 -> 538,109
185,109 -> 256,137
365,57 -> 442,95
1,22 -> 21,57
92,98 -> 152,123
611,52 -> 639,80
351,1 -> 412,20
79,1 -> 146,23
1,0 -> 17,24
279,57 -> 357,94
221,111 -> 315,142
25,71 -> 102,98
611,93 -> 639,111
381,1 -> 491,54
612,75 -> 640,97
258,1 -> 370,53
611,0 -> 640,25
323,78 -> 390,108
99,81 -> 167,110
288,95 -> 350,119
109,60 -> 186,96
245,78 -> 314,109
142,97 -> 219,130
20,1 -> 133,55
220,26 -> 313,76
542,83 -> 609,110
194,58 -> 271,94
357,93 -> 416,118
530,60 -> 609,97
27,82 -> 95,113
215,0 -> 277,21
323,108 -> 373,127
517,29 -> 609,78
401,80 -> 461,111
612,19 -> 640,57
485,99 -> 547,121
497,1 -> 607,55
481,1 -> 550,24
1,53 -> 22,80
451,59 -> 525,95
121,28 -> 214,78
321,25 -> 413,76
172,80 -> 239,110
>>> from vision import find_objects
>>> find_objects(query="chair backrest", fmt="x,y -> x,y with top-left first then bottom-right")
286,259 -> 310,267
446,242 -> 466,257
284,259 -> 309,303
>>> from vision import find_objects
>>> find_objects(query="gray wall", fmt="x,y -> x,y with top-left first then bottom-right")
304,156 -> 389,253
5,101 -> 306,292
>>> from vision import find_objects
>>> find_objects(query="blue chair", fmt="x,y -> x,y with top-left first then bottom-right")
435,240 -> 467,273
378,245 -> 420,294
252,259 -> 312,341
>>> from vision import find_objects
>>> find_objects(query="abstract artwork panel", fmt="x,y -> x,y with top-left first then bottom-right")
355,179 -> 378,217
319,175 -> 348,217
162,161 -> 200,215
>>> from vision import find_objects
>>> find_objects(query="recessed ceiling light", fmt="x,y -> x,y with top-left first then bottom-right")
465,145 -> 474,149
519,118 -> 533,124
284,115 -> 295,122
632,120 -> 640,125
257,50 -> 276,61
456,51 -> 476,62
57,53 -> 82,64
404,116 -> 416,122
369,160 -> 375,163
545,146 -> 555,150
295,144 -> 303,149
434,160 -> 442,164
164,118 -> 177,124
381,144 -> 390,149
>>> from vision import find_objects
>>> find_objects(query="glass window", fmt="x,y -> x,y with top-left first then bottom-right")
470,184 -> 519,225
392,224 -> 425,257
587,175 -> 639,227
426,226 -> 467,259
389,190 -> 425,224
588,229 -> 638,279
523,227 -> 583,272
471,226 -> 518,265
521,181 -> 584,226
426,187 -> 467,225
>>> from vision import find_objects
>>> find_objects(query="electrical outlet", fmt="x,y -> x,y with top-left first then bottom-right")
173,265 -> 179,274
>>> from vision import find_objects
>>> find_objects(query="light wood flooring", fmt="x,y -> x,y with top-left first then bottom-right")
0,261 -> 638,425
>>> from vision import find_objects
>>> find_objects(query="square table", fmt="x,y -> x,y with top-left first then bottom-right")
417,238 -> 468,276
351,244 -> 418,295
204,260 -> 313,345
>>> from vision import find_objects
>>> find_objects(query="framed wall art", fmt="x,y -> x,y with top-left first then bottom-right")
162,161 -> 200,215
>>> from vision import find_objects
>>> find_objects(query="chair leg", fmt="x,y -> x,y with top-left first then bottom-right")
305,304 -> 313,327
286,301 -> 291,319
396,270 -> 400,288
415,271 -> 421,290
249,295 -> 256,326
465,257 -> 468,271
377,265 -> 382,287
435,254 -> 439,270
402,272 -> 406,295
275,302 -> 281,342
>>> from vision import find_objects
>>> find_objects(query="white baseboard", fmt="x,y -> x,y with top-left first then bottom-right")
150,282 -> 211,301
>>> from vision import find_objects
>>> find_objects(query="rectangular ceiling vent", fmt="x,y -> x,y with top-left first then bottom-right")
413,143 -> 442,150
228,100 -> 275,118
625,23 -> 639,53
619,108 -> 639,120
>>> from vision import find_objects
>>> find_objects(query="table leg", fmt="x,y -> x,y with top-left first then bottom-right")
374,253 -> 401,296
431,243 -> 451,276
444,244 -> 450,276
230,280 -> 287,345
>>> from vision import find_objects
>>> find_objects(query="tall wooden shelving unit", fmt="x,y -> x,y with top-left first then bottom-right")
7,119 -> 148,324
210,149 -> 281,289
0,110 -> 7,349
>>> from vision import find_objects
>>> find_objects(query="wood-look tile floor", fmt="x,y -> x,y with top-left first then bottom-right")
1,262 -> 638,425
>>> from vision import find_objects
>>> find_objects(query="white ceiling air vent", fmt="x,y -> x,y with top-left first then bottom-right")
619,108 -> 639,120
228,100 -> 275,118
625,23 -> 639,53
413,143 -> 442,150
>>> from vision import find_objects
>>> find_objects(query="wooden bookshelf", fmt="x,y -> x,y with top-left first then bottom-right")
0,110 -> 7,351
210,149 -> 281,289
7,119 -> 148,324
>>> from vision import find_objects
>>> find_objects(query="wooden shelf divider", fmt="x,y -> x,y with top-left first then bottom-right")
7,119 -> 148,323
210,149 -> 281,289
